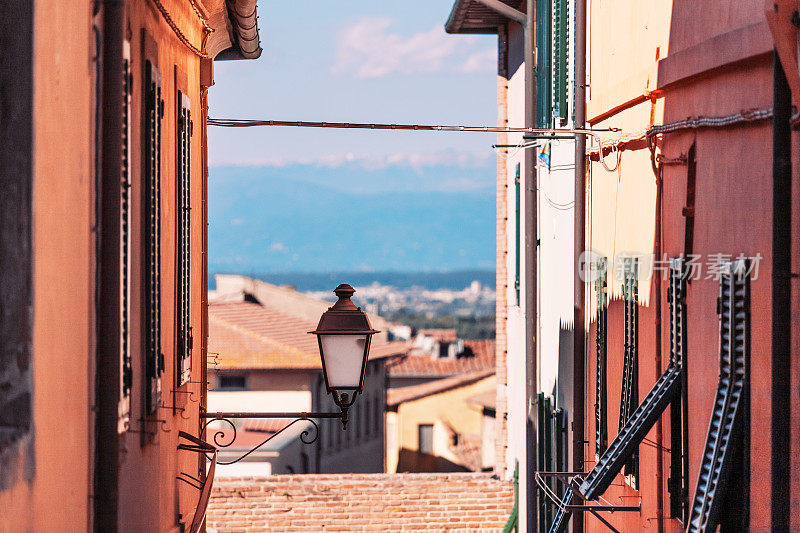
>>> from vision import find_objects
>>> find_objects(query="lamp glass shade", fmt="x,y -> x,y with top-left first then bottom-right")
320,334 -> 368,388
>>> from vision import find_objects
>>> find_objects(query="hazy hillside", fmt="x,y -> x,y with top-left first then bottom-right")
208,165 -> 495,273
208,271 -> 495,291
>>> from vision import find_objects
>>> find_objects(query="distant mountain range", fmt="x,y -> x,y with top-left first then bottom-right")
208,164 -> 495,274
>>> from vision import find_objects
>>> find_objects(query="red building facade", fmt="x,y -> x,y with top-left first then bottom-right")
581,1 -> 800,531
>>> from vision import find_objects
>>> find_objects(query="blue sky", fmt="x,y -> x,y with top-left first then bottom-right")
207,1 -> 499,176
206,2 -> 499,273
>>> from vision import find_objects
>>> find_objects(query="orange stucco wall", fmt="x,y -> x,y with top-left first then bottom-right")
119,2 -> 205,529
0,1 -> 212,530
0,1 -> 95,530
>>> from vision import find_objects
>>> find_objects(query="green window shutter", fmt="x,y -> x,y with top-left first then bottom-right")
552,0 -> 568,121
515,163 -> 521,305
536,0 -> 552,128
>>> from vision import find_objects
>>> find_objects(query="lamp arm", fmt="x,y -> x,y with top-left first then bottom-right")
199,410 -> 347,465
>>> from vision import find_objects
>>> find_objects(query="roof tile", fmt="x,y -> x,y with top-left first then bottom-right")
389,339 -> 495,378
209,301 -> 407,370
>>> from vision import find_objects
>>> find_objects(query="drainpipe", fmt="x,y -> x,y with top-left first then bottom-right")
522,2 -> 538,531
472,2 -> 537,528
572,0 -> 586,531
770,48 -> 791,531
95,0 -> 125,530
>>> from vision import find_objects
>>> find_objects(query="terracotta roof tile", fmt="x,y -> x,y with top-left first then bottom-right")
389,339 -> 495,378
209,301 -> 408,370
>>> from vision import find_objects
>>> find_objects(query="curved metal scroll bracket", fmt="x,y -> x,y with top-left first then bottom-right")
200,410 -> 344,466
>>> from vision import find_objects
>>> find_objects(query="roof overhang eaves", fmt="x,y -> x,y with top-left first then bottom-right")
445,0 -> 523,35
210,0 -> 262,61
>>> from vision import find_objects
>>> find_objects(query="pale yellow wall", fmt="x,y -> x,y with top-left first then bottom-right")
586,0 -> 673,310
388,375 -> 495,472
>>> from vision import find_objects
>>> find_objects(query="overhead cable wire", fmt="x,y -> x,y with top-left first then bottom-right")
207,117 -> 617,135
588,107 -> 795,161
149,0 -> 209,57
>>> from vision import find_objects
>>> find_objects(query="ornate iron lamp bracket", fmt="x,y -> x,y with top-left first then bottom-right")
200,410 -> 346,466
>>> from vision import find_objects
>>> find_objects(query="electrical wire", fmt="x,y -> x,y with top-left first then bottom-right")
149,0 -> 208,58
494,142 -> 528,161
587,107 -> 798,164
208,117 -> 618,135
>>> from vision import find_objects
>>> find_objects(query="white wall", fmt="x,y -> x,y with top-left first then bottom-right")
207,390 -> 311,413
501,3 -> 577,527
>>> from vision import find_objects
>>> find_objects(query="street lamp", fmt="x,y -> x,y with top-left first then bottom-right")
199,283 -> 379,464
310,284 -> 379,427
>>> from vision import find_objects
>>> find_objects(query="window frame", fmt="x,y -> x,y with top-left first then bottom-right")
594,257 -> 608,457
216,374 -> 247,391
175,82 -> 193,388
418,423 -> 434,455
141,45 -> 164,417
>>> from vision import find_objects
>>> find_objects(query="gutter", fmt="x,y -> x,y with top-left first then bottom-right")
216,0 -> 262,60
572,0 -> 586,531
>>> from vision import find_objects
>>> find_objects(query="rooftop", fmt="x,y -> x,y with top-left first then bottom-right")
386,368 -> 495,407
445,0 -> 523,35
389,339 -> 495,378
417,328 -> 458,342
209,299 -> 408,371
467,389 -> 497,411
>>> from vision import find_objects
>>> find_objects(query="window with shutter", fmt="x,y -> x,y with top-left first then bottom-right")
143,58 -> 164,415
620,256 -> 639,485
578,257 -> 684,501
537,394 -> 554,533
687,260 -> 750,532
579,361 -> 682,500
118,40 -> 133,432
594,257 -> 608,456
535,0 -> 553,128
176,90 -> 192,387
668,258 -> 689,521
537,395 -> 569,532
552,0 -> 568,121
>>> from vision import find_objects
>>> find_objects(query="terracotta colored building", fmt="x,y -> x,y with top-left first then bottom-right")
0,1 -> 261,530
575,2 -> 800,531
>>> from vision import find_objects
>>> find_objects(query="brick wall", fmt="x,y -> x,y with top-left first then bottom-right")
494,24 -> 509,479
207,473 -> 514,532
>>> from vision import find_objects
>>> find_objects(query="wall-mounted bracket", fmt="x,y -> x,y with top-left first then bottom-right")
199,410 -> 347,466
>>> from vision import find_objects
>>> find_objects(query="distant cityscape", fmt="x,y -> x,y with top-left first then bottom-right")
306,279 -> 495,318
210,272 -> 497,339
